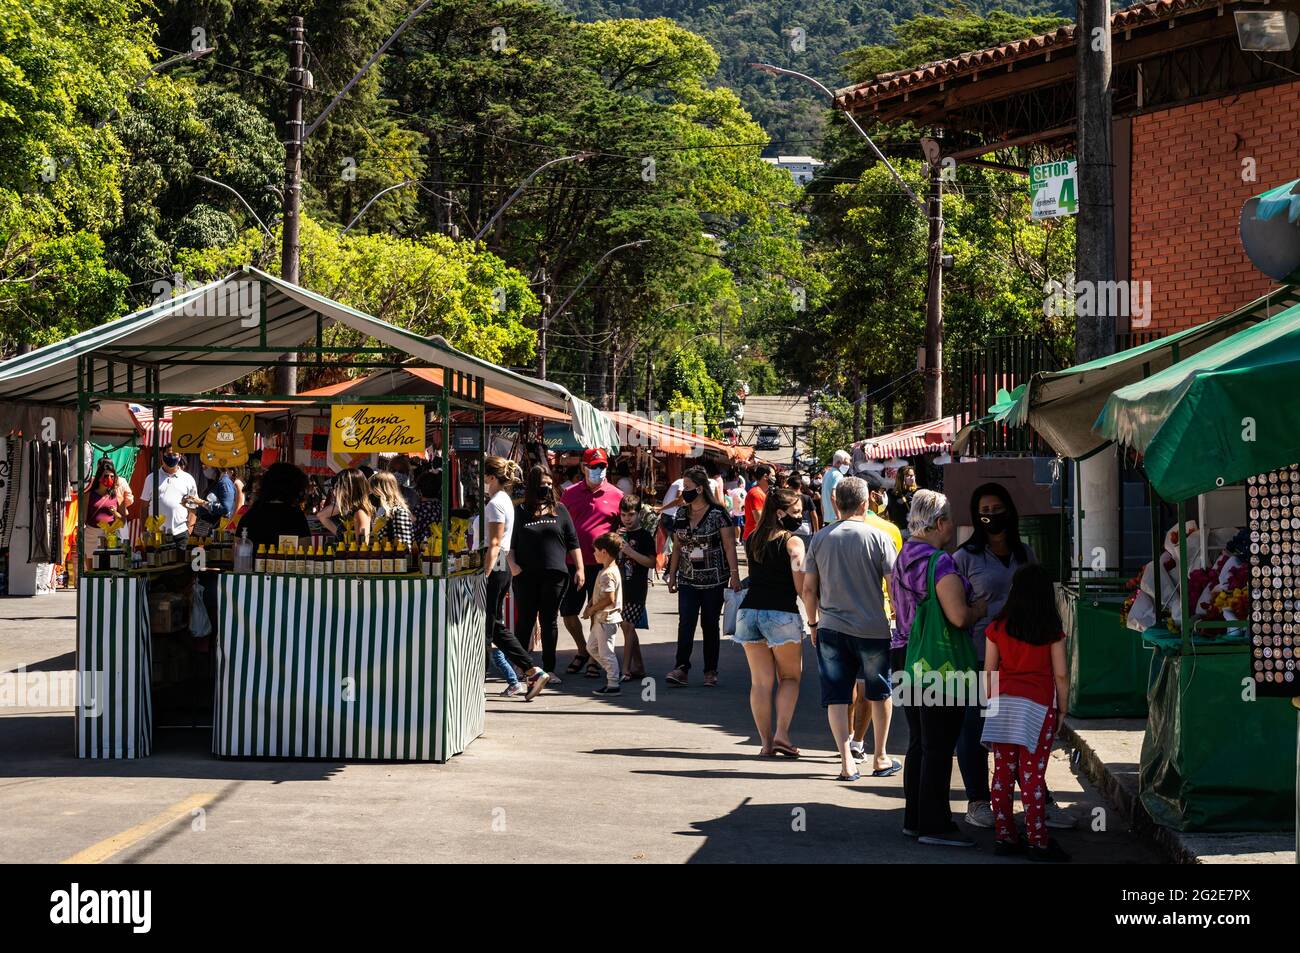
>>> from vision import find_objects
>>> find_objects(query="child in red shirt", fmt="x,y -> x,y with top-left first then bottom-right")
981,564 -> 1071,862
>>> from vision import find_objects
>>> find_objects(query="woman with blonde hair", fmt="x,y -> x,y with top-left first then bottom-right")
316,467 -> 375,541
370,470 -> 414,547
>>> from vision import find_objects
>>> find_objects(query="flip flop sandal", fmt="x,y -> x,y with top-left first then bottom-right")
565,656 -> 589,674
585,662 -> 603,678
836,772 -> 861,782
871,758 -> 903,777
772,742 -> 801,758
758,747 -> 777,758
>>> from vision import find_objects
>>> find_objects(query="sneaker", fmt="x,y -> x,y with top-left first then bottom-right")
1027,838 -> 1072,863
524,670 -> 550,701
666,666 -> 688,686
902,828 -> 920,838
702,670 -> 718,687
917,831 -> 976,848
593,685 -> 621,695
964,801 -> 995,829
1045,803 -> 1078,829
501,683 -> 523,697
546,673 -> 562,687
848,742 -> 866,763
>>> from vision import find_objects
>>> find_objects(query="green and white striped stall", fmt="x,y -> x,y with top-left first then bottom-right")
213,573 -> 486,762
77,575 -> 153,759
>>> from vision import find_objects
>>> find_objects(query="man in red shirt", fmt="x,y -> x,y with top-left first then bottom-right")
742,465 -> 771,541
560,448 -> 624,675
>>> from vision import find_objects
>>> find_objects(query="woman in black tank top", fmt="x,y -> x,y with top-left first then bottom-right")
735,487 -> 807,758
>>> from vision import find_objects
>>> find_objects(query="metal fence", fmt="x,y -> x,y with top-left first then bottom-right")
953,335 -> 1063,456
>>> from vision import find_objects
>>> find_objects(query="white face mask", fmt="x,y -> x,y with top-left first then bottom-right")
838,464 -> 850,475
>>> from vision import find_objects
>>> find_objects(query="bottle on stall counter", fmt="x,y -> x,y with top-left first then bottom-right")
381,541 -> 394,574
314,544 -> 325,576
296,545 -> 306,574
397,541 -> 409,574
254,544 -> 267,573
273,544 -> 286,574
323,545 -> 334,575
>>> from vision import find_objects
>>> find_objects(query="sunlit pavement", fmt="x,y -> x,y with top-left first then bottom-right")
0,584 -> 1161,863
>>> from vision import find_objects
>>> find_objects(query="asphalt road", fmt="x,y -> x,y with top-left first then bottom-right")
0,579 -> 1162,864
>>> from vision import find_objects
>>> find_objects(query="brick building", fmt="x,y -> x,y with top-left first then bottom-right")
835,0 -> 1300,336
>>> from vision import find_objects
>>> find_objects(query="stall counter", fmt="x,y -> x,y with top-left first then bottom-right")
213,572 -> 486,762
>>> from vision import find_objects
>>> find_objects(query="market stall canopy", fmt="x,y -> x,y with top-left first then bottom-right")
852,417 -> 954,460
952,384 -> 1025,455
605,410 -> 743,460
297,367 -> 570,423
1096,301 -> 1300,502
1002,285 -> 1300,459
0,267 -> 617,450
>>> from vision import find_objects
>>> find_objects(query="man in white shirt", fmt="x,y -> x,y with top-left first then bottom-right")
139,446 -> 198,537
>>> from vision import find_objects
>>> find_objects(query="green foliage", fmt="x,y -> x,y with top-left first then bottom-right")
658,348 -> 723,436
560,0 -> 1073,149
179,216 -> 539,369
0,0 -> 154,348
108,82 -> 283,305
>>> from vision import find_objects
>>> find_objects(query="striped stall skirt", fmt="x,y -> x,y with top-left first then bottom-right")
77,576 -> 153,759
213,573 -> 486,762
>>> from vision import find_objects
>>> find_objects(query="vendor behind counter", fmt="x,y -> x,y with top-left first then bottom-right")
237,462 -> 311,549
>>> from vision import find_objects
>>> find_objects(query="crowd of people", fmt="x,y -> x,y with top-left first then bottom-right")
111,440 -> 1074,860
474,446 -> 1075,861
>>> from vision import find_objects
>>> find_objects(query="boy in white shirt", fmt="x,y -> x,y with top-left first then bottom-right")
582,532 -> 624,694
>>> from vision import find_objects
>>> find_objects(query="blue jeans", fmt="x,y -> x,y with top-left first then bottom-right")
815,628 -> 891,706
957,702 -> 990,802
490,648 -> 519,686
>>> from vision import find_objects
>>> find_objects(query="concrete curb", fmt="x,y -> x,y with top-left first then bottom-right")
1059,719 -> 1201,864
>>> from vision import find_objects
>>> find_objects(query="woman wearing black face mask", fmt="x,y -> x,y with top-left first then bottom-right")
733,487 -> 807,756
952,482 -> 1076,832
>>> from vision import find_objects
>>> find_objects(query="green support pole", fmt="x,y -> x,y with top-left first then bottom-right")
76,357 -> 86,579
440,391 -> 450,577
1177,499 -> 1190,655
1150,476 -> 1162,624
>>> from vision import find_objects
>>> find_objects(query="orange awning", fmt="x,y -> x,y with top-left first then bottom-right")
299,368 -> 569,422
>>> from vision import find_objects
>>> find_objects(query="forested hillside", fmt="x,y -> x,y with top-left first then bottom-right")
558,0 -> 1074,149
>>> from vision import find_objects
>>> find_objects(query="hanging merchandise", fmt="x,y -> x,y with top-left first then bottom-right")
0,436 -> 15,549
90,441 -> 139,484
26,440 -> 68,564
1247,467 -> 1300,696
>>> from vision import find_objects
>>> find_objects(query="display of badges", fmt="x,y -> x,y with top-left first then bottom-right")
1247,465 -> 1300,697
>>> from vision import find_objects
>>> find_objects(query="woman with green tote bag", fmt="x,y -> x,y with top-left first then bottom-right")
890,490 -> 987,848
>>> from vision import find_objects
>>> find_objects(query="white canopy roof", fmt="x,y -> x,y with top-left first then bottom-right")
0,267 -> 617,449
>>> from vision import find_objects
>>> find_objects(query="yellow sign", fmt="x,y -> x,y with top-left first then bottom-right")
173,411 -> 254,467
330,404 -> 423,454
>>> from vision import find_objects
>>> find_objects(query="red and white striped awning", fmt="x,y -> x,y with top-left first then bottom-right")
852,417 -> 955,460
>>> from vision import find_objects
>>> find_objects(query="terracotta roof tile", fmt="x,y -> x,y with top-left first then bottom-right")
835,0 -> 1229,107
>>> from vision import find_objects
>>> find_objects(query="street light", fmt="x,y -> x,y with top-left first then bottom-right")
537,238 -> 647,383
1235,10 -> 1299,51
752,61 -> 945,419
750,62 -> 924,212
193,175 -> 275,238
473,153 -> 594,242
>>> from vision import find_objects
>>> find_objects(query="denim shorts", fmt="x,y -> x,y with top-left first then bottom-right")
816,628 -> 892,705
734,608 -> 805,647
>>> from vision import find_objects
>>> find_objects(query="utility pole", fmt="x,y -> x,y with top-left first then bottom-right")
536,267 -> 550,379
1075,0 -> 1119,572
922,161 -> 944,419
276,15 -> 307,396
645,358 -> 654,415
1075,0 -> 1117,362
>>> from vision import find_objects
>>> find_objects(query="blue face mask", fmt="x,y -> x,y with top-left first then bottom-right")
587,466 -> 606,484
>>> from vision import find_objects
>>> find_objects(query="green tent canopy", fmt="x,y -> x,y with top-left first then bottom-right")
1000,286 -> 1299,459
1096,302 -> 1300,501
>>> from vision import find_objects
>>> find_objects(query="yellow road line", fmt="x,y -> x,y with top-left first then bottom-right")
61,793 -> 216,865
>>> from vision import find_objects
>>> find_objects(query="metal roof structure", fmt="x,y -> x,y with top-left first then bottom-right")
0,266 -> 616,448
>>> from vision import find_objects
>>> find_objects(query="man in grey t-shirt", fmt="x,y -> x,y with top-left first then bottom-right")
801,476 -> 899,781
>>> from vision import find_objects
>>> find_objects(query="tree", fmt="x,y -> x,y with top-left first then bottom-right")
0,0 -> 154,349
179,216 -> 539,388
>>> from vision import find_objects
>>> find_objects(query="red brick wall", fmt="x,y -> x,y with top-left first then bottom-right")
1129,83 -> 1300,334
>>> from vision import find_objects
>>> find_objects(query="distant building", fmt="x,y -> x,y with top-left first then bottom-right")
761,155 -> 824,186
